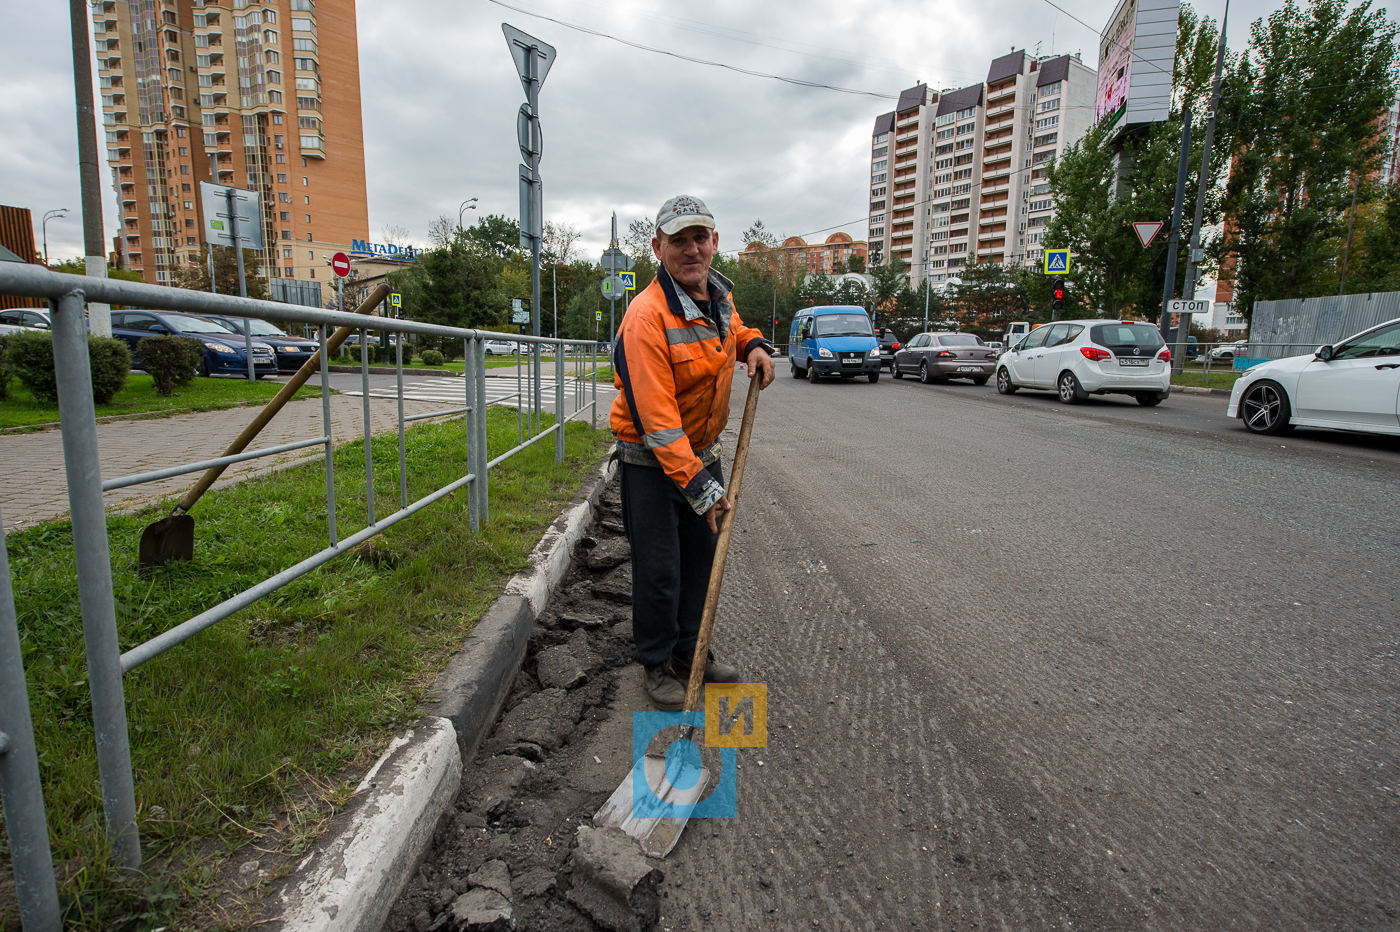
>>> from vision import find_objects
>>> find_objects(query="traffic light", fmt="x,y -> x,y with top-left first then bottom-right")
1051,278 -> 1065,315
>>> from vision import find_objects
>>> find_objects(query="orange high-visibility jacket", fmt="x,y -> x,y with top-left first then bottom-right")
611,264 -> 771,513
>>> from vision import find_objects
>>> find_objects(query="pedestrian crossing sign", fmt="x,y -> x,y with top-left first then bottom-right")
1044,249 -> 1070,274
619,271 -> 635,290
596,311 -> 602,321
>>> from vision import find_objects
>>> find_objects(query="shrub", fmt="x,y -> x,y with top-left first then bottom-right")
0,335 -> 11,400
2,331 -> 130,405
88,337 -> 130,404
419,349 -> 445,366
137,335 -> 203,396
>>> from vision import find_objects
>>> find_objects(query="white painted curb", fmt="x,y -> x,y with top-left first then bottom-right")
271,717 -> 461,932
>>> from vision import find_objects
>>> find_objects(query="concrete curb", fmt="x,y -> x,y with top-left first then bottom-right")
266,717 -> 462,932
261,449 -> 617,932
1173,384 -> 1232,397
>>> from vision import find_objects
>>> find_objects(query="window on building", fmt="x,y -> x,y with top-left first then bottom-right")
956,122 -> 975,135
1029,199 -> 1053,212
956,107 -> 975,120
1033,132 -> 1058,148
872,159 -> 887,171
873,132 -> 888,144
1039,81 -> 1062,97
1036,115 -> 1059,130
936,127 -> 954,140
872,146 -> 887,157
1038,98 -> 1060,112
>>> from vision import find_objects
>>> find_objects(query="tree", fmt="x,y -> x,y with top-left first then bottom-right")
741,219 -> 779,249
381,224 -> 411,247
542,221 -> 581,266
427,215 -> 455,249
1219,0 -> 1400,311
469,214 -> 522,258
1346,182 -> 1400,293
947,263 -> 1031,334
623,218 -> 654,262
867,256 -> 908,315
168,244 -> 268,300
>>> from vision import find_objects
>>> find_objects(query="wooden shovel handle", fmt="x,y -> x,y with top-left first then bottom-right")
682,371 -> 762,713
172,283 -> 391,514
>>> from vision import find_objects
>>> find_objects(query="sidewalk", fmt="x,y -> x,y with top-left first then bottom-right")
0,393 -> 450,530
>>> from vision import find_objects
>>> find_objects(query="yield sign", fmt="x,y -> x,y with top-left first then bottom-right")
502,24 -> 556,95
1133,221 -> 1164,248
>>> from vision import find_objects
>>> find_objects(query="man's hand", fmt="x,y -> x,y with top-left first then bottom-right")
745,348 -> 775,389
705,495 -> 732,534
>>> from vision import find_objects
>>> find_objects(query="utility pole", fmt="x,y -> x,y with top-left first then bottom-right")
1158,109 -> 1193,350
1338,175 -> 1359,296
226,189 -> 254,381
1177,1 -> 1229,373
70,0 -> 110,337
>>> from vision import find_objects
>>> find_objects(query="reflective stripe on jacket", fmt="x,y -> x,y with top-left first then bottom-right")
611,264 -> 770,513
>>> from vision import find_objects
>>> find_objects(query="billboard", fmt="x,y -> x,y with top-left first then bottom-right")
1096,0 -> 1180,135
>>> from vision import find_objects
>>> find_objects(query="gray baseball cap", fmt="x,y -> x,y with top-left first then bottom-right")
655,195 -> 716,236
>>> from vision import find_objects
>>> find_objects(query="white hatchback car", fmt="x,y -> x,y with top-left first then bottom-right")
1227,317 -> 1400,436
996,319 -> 1172,405
483,339 -> 518,355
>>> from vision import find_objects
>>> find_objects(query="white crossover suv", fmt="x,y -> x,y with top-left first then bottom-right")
996,320 -> 1172,406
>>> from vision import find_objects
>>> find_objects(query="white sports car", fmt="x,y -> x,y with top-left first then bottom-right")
1227,317 -> 1400,435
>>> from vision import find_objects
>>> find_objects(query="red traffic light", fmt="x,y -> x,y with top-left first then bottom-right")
1053,288 -> 1065,301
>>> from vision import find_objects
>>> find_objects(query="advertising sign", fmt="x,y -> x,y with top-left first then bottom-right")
1096,0 -> 1179,136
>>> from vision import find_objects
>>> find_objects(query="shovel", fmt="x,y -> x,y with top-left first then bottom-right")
593,369 -> 762,858
138,283 -> 391,571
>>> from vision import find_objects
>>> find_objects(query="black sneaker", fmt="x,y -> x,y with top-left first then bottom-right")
671,649 -> 741,684
643,662 -> 685,711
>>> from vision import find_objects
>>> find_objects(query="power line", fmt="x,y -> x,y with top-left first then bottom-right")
483,0 -> 899,99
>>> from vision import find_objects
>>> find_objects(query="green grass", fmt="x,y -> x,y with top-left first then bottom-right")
0,375 -> 319,430
1172,367 -> 1242,389
1,411 -> 611,928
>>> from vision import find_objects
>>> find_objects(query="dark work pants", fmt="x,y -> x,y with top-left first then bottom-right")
619,460 -> 722,669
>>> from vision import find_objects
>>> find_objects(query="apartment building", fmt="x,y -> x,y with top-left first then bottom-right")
868,51 -> 1096,287
737,232 -> 868,277
94,0 -> 368,303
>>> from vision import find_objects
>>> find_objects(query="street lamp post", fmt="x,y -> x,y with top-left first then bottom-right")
41,209 -> 69,267
458,198 -> 478,234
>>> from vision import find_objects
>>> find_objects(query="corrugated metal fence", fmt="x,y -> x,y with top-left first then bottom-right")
1248,291 -> 1400,361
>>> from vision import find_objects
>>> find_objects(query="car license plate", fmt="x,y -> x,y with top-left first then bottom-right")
1119,357 -> 1149,367
842,358 -> 860,366
957,365 -> 981,372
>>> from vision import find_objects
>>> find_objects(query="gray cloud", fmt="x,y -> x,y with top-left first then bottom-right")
3,0 -> 1263,265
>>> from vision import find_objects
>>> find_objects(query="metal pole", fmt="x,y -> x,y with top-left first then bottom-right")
52,289 -> 140,870
397,331 -> 407,511
1177,2 -> 1228,374
1338,175 -> 1359,296
208,247 -> 217,294
923,277 -> 930,330
555,338 -> 565,462
465,338 -> 478,534
361,327 -> 374,526
517,342 -> 523,445
477,337 -> 490,524
528,49 -> 543,437
228,190 -> 254,381
0,504 -> 63,932
553,264 -> 558,339
1159,109 -> 1193,352
591,340 -> 597,430
70,0 -> 110,337
319,327 -> 336,546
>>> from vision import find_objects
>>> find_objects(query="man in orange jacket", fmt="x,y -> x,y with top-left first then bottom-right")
611,195 -> 775,710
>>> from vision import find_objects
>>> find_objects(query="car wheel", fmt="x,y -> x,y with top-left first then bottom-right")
791,361 -> 805,378
971,376 -> 989,386
892,363 -> 903,379
1135,392 -> 1164,406
919,361 -> 931,384
1057,371 -> 1086,404
868,371 -> 879,383
807,364 -> 820,384
1240,380 -> 1294,434
996,367 -> 1016,394
198,358 -> 210,378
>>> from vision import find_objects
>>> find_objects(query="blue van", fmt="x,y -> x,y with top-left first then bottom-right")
788,305 -> 881,383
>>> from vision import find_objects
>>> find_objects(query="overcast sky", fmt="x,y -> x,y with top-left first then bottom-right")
4,0 -> 1280,265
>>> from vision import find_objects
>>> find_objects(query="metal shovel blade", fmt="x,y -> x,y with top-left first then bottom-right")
138,514 -> 195,572
593,755 -> 711,859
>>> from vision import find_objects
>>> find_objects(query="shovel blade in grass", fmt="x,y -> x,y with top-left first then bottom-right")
594,754 -> 711,859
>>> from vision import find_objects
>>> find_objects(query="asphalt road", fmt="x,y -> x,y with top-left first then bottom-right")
649,371 -> 1400,930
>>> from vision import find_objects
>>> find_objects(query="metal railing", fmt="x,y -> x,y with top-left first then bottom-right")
0,263 -> 602,929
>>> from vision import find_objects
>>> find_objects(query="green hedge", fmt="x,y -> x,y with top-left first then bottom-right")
138,335 -> 204,396
2,330 -> 130,405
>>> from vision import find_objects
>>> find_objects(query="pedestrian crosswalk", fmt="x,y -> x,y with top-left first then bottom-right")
342,376 -> 615,412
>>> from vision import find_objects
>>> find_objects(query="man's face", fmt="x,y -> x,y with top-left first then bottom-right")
653,225 -> 719,296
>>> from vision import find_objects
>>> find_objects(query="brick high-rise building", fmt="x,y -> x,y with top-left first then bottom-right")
93,0 -> 368,303
867,51 -> 1096,287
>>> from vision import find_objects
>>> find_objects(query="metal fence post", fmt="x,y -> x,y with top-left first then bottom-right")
396,334 -> 407,511
555,341 -> 565,462
319,328 -> 336,546
591,342 -> 597,430
477,337 -> 490,524
0,506 -> 62,932
52,289 -> 140,870
361,328 -> 374,526
465,338 -> 478,534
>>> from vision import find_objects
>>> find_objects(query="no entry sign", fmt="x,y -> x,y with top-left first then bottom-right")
331,252 -> 351,278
